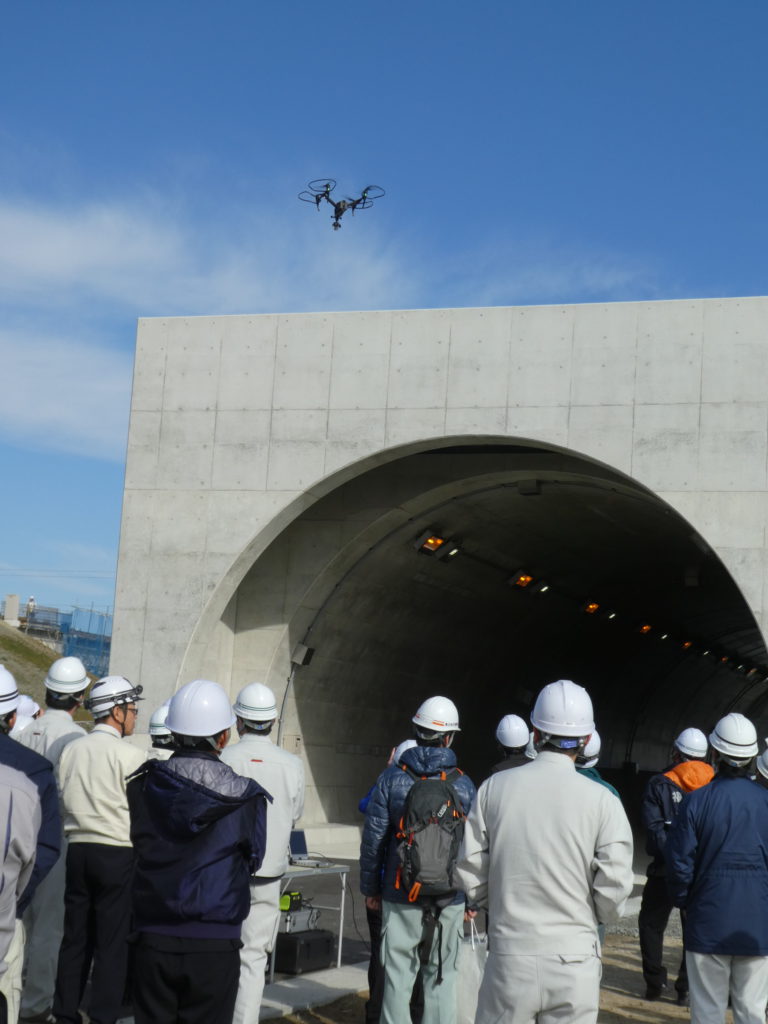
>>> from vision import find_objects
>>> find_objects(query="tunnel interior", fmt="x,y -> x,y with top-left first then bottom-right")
226,441 -> 768,826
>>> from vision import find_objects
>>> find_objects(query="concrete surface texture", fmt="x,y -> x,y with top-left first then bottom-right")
113,298 -> 768,827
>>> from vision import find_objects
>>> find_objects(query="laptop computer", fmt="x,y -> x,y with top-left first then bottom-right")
289,829 -> 326,867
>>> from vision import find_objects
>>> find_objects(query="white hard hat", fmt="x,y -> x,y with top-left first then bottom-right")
0,665 -> 20,716
393,738 -> 417,764
84,675 -> 143,718
166,679 -> 235,738
45,656 -> 88,694
709,713 -> 758,765
525,731 -> 538,760
412,696 -> 460,734
17,695 -> 40,718
149,702 -> 171,737
495,714 -> 529,749
674,727 -> 708,759
10,714 -> 34,738
233,682 -> 277,723
579,729 -> 601,769
530,680 -> 595,739
757,749 -> 768,781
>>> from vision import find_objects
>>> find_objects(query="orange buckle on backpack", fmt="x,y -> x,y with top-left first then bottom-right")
408,882 -> 422,902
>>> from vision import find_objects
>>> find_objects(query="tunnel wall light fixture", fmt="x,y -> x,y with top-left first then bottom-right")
583,601 -> 600,614
531,580 -> 550,594
414,530 -> 446,554
509,569 -> 534,588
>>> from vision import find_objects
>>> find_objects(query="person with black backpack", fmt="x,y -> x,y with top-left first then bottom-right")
360,696 -> 476,1024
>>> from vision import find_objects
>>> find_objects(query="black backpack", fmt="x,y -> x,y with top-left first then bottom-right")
395,766 -> 467,903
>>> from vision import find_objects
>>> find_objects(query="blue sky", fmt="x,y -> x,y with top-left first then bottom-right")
1,1 -> 767,612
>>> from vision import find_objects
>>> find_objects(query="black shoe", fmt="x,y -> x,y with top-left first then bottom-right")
645,984 -> 667,1001
677,991 -> 689,1007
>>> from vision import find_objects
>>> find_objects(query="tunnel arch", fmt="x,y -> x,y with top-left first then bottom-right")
184,435 -> 768,826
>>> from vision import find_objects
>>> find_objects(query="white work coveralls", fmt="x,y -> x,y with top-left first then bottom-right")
456,750 -> 634,1024
18,710 -> 87,1019
221,731 -> 305,1024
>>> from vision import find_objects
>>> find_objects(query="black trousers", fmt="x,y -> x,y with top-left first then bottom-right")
53,843 -> 135,1024
0,990 -> 7,1024
638,874 -> 688,994
365,904 -> 424,1024
131,933 -> 241,1024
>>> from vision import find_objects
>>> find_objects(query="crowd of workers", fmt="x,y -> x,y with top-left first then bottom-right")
0,657 -> 303,1024
2,658 -> 768,1024
360,682 -> 768,1024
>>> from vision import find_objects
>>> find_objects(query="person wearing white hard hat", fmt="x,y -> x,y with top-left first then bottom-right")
219,682 -> 304,1024
575,730 -> 619,797
667,713 -> 768,1024
146,701 -> 174,759
358,738 -> 423,1024
0,665 -> 61,1024
9,696 -> 41,740
490,714 -> 531,775
638,726 -> 712,1005
0,763 -> 41,1024
127,679 -> 271,1024
18,657 -> 90,1024
360,696 -> 476,1024
53,675 -> 145,1024
456,680 -> 634,1024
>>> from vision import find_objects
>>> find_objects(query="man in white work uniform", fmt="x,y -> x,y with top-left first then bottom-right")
19,657 -> 89,1024
221,682 -> 305,1024
53,675 -> 146,1024
456,679 -> 634,1024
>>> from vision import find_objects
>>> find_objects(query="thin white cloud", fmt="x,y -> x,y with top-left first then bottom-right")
0,331 -> 132,461
0,196 -> 420,315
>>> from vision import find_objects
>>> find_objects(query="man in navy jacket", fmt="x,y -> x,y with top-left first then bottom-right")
667,713 -> 768,1024
360,696 -> 476,1024
639,727 -> 712,1003
127,680 -> 271,1024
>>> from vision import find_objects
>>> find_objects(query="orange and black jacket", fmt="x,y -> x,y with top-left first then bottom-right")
642,759 -> 713,875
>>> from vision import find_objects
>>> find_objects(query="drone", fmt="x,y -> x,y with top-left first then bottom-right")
299,179 -> 385,230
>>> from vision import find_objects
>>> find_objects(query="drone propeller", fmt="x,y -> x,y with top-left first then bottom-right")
308,178 -> 337,194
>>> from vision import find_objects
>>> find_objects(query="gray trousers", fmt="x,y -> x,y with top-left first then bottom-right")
381,900 -> 463,1024
476,951 -> 602,1024
687,951 -> 768,1024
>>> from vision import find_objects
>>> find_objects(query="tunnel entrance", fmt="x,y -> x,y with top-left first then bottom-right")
222,439 -> 767,826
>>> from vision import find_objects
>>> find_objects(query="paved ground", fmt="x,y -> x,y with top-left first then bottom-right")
263,861 -> 707,1022
271,931 -> 698,1022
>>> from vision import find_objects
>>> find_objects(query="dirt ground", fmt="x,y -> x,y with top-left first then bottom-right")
277,933 -> 710,1023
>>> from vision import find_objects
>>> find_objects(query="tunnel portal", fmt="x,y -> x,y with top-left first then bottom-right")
113,299 -> 768,830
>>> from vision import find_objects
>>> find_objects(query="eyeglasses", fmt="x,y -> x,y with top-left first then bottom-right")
124,706 -> 139,716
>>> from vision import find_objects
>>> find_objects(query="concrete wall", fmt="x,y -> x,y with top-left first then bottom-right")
113,297 -> 768,819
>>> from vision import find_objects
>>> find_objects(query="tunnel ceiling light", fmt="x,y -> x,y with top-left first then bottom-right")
605,611 -> 617,620
435,541 -> 461,560
638,624 -> 653,634
720,655 -> 729,664
682,640 -> 693,650
531,580 -> 550,594
414,530 -> 446,554
659,633 -> 668,640
583,601 -> 600,614
509,570 -> 534,588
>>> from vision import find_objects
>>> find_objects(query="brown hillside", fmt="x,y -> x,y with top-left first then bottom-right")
0,619 -> 58,706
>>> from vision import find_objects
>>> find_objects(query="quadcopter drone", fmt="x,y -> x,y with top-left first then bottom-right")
298,179 -> 385,230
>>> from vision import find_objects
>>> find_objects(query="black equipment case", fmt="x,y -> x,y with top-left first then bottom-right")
273,928 -> 335,975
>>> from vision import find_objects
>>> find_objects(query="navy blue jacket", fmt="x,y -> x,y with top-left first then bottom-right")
666,774 -> 768,955
127,751 -> 271,939
359,744 -> 476,906
0,731 -> 60,913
